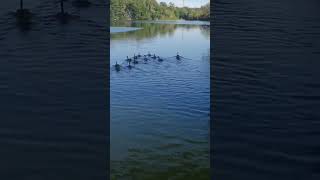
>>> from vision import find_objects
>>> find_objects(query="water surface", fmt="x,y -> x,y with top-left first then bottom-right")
0,1 -> 108,179
111,20 -> 210,179
110,27 -> 142,33
213,0 -> 320,179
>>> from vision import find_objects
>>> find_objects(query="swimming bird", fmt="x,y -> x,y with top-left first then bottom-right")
147,52 -> 151,57
19,0 -> 24,12
176,52 -> 181,60
128,61 -> 132,69
137,53 -> 142,58
55,0 -> 70,23
115,62 -> 120,71
152,54 -> 157,59
158,56 -> 163,62
134,54 -> 138,60
126,56 -> 132,62
16,0 -> 32,22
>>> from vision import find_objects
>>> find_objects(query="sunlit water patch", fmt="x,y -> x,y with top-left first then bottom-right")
110,27 -> 142,33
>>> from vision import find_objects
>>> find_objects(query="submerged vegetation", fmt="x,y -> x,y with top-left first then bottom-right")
111,147 -> 209,180
110,0 -> 210,21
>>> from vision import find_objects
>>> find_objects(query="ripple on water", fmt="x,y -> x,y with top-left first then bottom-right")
111,21 -> 210,179
0,0 -> 108,178
213,0 -> 320,179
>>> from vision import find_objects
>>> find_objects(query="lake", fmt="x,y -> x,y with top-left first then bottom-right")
213,0 -> 320,179
0,1 -> 108,179
110,20 -> 210,179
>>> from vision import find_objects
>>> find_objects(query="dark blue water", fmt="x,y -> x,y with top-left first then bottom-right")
213,0 -> 320,179
110,21 -> 210,179
0,1 -> 108,179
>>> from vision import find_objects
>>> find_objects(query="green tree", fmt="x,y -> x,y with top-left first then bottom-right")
110,0 -> 210,22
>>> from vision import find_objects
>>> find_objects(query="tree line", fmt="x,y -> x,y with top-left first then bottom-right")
110,0 -> 210,21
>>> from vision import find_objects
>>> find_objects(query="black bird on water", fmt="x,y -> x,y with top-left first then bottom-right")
17,0 -> 28,14
133,54 -> 138,64
152,54 -> 157,59
176,52 -> 181,60
126,56 -> 132,62
128,60 -> 132,69
137,53 -> 142,58
56,0 -> 71,23
115,62 -> 120,71
158,56 -> 163,62
147,52 -> 151,57
15,0 -> 32,23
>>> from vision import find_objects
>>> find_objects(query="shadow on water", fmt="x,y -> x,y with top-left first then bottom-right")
54,0 -> 79,24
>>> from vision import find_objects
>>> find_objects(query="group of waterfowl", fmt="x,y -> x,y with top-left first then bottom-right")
15,0 -> 91,25
114,52 -> 183,72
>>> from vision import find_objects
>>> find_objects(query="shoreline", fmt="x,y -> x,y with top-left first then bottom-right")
111,19 -> 210,27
